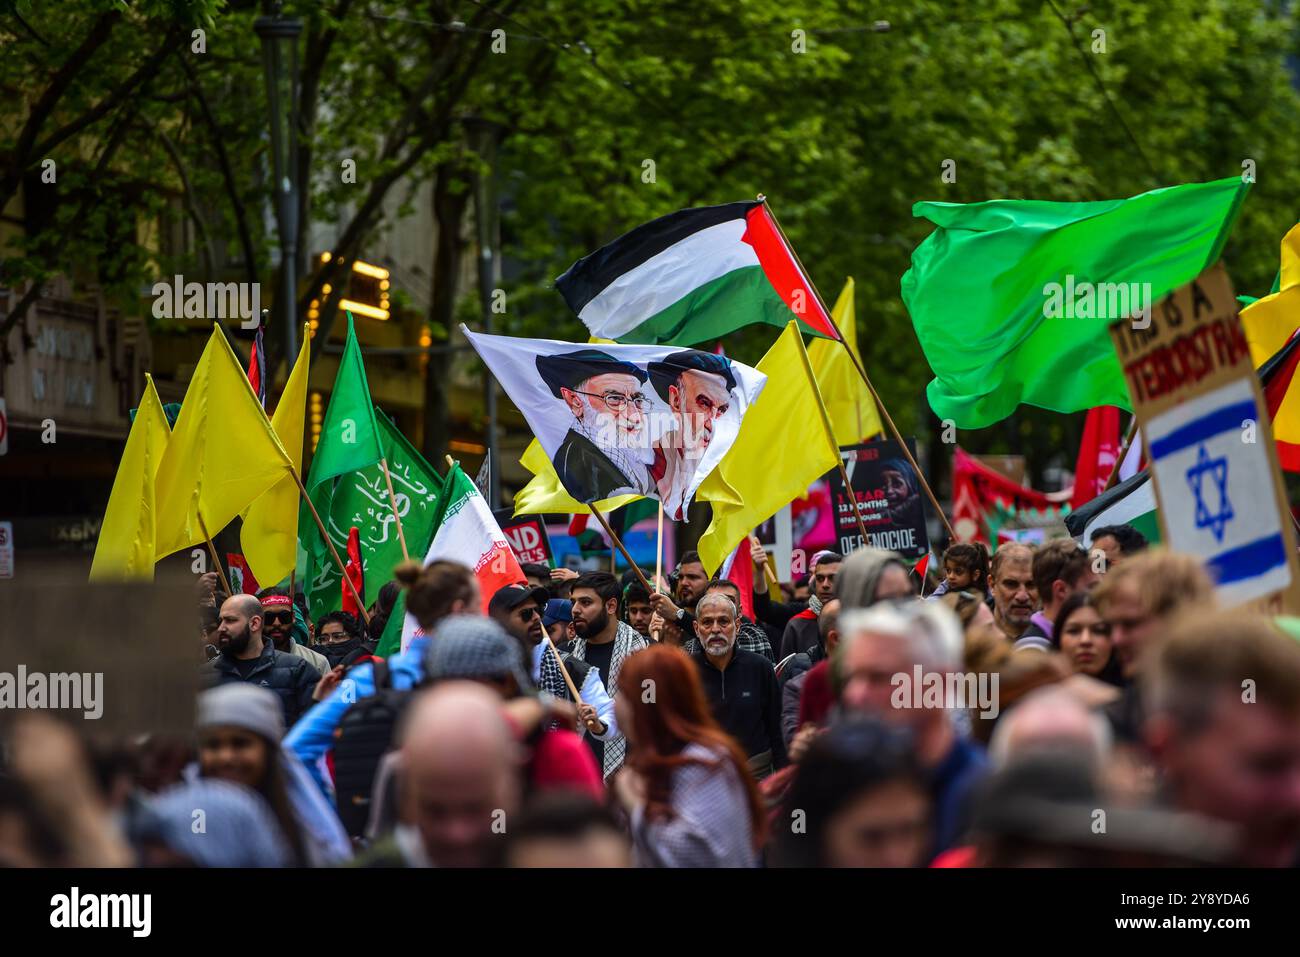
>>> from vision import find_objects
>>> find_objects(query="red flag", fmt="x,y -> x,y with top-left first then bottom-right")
246,325 -> 267,408
1070,406 -> 1121,510
913,553 -> 930,580
568,513 -> 588,536
721,537 -> 756,621
342,526 -> 365,617
951,448 -> 1066,544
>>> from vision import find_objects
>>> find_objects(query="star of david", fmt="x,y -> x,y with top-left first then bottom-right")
1185,442 -> 1233,543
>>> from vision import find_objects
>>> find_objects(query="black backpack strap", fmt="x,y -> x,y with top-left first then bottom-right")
371,657 -> 390,691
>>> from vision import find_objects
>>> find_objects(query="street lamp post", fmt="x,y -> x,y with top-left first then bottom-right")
255,5 -> 303,361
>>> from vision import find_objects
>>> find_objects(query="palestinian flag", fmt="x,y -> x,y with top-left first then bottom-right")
556,201 -> 840,346
393,463 -> 525,654
1064,471 -> 1160,546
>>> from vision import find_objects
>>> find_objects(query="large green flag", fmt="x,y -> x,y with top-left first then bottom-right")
301,407 -> 443,623
901,177 -> 1250,429
305,313 -> 384,488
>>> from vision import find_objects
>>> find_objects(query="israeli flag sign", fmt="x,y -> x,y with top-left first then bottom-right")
1147,378 -> 1291,606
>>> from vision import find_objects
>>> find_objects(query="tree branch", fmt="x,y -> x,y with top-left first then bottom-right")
0,8 -> 122,209
30,25 -> 185,172
179,56 -> 259,287
147,119 -> 217,276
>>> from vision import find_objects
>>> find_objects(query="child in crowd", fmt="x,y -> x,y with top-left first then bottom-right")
928,543 -> 991,601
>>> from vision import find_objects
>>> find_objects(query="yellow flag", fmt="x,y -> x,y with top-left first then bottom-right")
697,321 -> 841,575
240,325 -> 310,585
1242,224 -> 1300,368
513,438 -> 642,516
807,277 -> 882,444
153,326 -> 294,561
89,375 -> 171,581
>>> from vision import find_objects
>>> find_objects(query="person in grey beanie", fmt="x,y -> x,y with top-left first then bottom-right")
192,684 -> 351,866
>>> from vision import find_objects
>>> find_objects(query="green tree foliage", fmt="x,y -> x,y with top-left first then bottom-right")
4,0 -> 1300,492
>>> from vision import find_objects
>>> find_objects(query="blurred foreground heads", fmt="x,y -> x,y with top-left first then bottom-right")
1144,609 -> 1300,868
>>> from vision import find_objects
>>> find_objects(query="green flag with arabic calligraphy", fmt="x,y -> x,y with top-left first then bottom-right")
300,406 -> 442,623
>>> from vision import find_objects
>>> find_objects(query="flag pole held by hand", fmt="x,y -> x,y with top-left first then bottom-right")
198,513 -> 234,597
545,635 -> 584,706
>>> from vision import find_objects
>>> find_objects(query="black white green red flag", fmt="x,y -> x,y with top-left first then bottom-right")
555,201 -> 840,346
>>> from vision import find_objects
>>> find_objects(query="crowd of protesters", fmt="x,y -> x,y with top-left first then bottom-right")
4,524 -> 1300,869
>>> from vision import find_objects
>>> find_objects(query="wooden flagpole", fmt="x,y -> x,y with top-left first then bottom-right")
290,466 -> 370,626
655,502 -> 665,591
835,457 -> 873,548
379,458 -> 411,561
198,513 -> 234,597
1102,416 -> 1141,492
588,505 -> 654,594
760,195 -> 957,542
545,635 -> 585,706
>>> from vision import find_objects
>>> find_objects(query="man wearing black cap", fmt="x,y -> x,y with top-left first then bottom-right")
535,349 -> 654,503
489,584 -> 617,749
646,349 -> 737,520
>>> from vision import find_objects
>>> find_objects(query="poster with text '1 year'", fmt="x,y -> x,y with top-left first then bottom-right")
825,438 -> 929,561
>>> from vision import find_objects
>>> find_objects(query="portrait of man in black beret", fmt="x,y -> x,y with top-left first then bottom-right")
646,349 -> 737,520
535,349 -> 655,503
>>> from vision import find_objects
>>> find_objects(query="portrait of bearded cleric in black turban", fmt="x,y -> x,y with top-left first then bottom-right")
646,349 -> 737,521
535,349 -> 657,503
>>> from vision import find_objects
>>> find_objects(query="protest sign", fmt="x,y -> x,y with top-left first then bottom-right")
826,439 -> 930,560
494,509 -> 554,566
1109,263 -> 1300,612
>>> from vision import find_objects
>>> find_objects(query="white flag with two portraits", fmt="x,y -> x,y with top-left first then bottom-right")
463,326 -> 766,520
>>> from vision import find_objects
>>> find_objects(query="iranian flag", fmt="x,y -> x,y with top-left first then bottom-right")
397,464 -> 525,653
556,201 -> 841,346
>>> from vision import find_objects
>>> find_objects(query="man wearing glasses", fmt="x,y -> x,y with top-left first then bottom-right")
536,349 -> 656,503
487,584 -> 616,746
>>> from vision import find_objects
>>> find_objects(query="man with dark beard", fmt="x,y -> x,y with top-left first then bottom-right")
566,572 -> 649,780
204,594 -> 321,727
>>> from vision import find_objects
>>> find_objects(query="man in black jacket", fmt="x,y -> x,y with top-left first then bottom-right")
204,594 -> 320,728
689,592 -> 787,780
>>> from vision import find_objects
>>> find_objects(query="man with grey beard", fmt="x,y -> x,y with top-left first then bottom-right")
688,592 -> 787,779
535,349 -> 655,503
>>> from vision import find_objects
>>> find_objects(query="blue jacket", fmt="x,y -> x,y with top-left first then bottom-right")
284,636 -> 430,798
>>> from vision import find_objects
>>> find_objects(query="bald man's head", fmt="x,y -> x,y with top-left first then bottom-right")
216,594 -> 264,658
399,682 -> 524,867
988,687 -> 1112,770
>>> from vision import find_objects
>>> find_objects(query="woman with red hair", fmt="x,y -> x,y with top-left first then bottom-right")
612,644 -> 766,867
